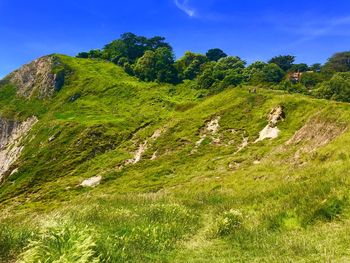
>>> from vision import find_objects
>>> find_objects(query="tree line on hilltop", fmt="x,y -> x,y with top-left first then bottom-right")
77,32 -> 350,102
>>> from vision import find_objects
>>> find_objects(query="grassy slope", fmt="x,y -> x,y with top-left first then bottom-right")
1,55 -> 350,262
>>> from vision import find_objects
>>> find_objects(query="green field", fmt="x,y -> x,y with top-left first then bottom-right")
1,55 -> 350,262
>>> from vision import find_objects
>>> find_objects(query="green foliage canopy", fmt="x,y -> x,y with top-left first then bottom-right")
176,52 -> 208,80
313,72 -> 350,102
134,47 -> 177,83
268,55 -> 295,72
323,52 -> 350,73
206,48 -> 228,62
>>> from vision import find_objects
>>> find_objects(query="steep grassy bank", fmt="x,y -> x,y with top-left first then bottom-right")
1,55 -> 350,262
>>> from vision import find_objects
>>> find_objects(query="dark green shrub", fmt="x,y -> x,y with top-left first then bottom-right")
312,197 -> 345,221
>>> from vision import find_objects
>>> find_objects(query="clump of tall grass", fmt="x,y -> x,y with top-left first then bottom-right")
18,224 -> 99,263
96,203 -> 199,262
0,223 -> 34,262
212,209 -> 243,237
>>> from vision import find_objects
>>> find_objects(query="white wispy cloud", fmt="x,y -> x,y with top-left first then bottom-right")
287,16 -> 350,38
174,0 -> 196,17
267,14 -> 350,52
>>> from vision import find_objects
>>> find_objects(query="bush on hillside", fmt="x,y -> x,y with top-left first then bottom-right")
214,209 -> 243,237
300,72 -> 324,88
313,72 -> 350,102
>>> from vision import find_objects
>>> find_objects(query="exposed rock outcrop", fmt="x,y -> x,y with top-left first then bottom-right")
121,127 -> 166,168
255,106 -> 284,142
268,106 -> 285,127
126,140 -> 148,165
235,136 -> 249,153
80,176 -> 102,187
286,118 -> 347,157
0,119 -> 18,149
0,116 -> 38,182
5,56 -> 66,98
193,116 -> 221,151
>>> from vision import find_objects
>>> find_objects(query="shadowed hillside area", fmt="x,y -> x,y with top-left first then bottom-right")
1,52 -> 350,262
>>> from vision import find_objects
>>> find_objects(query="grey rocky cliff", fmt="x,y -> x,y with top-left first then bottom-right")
0,119 -> 18,149
5,55 -> 66,98
0,116 -> 38,183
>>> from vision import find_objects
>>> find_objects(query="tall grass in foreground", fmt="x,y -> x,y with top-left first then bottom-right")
1,191 -> 350,262
0,222 -> 34,262
0,201 -> 199,262
19,225 -> 99,263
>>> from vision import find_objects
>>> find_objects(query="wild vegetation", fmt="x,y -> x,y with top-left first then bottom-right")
1,34 -> 350,262
77,32 -> 350,102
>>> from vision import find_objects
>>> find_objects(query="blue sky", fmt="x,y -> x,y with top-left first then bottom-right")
1,0 -> 350,78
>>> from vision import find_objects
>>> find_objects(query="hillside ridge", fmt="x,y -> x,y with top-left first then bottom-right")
1,55 -> 350,262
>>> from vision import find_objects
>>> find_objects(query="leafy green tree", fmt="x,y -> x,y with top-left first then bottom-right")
123,62 -> 134,76
243,61 -> 267,82
154,47 -> 178,83
313,72 -> 350,102
206,48 -> 227,61
134,50 -> 157,81
198,69 -> 216,89
76,52 -> 89,58
221,70 -> 244,88
119,32 -> 147,62
89,49 -> 102,58
261,63 -> 285,83
290,63 -> 309,72
300,72 -> 324,88
176,52 -> 208,80
246,61 -> 266,71
323,51 -> 350,72
117,32 -> 172,62
117,57 -> 129,66
77,49 -> 102,59
214,56 -> 245,71
78,32 -> 173,65
197,62 -> 216,89
134,47 -> 177,83
102,40 -> 128,63
147,36 -> 172,50
268,55 -> 295,71
310,63 -> 322,72
212,56 -> 246,80
197,57 -> 245,90
244,62 -> 284,84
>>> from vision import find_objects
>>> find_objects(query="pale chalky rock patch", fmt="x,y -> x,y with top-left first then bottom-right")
235,137 -> 249,153
206,116 -> 221,135
80,176 -> 102,187
255,126 -> 280,142
132,140 -> 148,164
255,106 -> 284,143
194,116 -> 221,151
123,127 -> 166,166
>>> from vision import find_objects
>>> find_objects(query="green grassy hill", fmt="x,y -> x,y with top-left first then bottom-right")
1,55 -> 350,262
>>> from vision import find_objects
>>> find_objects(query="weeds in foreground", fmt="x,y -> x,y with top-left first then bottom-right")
3,202 -> 199,263
19,225 -> 99,263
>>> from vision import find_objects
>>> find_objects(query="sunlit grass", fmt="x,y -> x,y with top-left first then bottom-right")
1,55 -> 350,261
